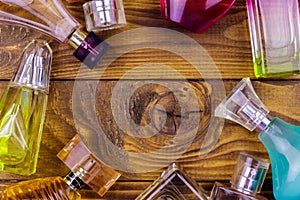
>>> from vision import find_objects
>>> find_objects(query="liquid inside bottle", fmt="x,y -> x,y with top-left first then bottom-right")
160,0 -> 236,33
0,85 -> 47,175
258,118 -> 300,200
247,0 -> 300,77
0,39 -> 52,176
1,176 -> 81,200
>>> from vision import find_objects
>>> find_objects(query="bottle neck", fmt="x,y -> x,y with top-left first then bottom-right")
256,116 -> 272,131
64,171 -> 86,191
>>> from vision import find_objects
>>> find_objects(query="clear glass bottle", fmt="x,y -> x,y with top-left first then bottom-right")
135,163 -> 208,200
246,0 -> 300,78
0,0 -> 109,68
210,152 -> 269,200
1,134 -> 121,199
215,77 -> 300,200
0,39 -> 51,176
160,0 -> 236,33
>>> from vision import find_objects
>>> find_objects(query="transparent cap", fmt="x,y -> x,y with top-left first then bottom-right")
231,152 -> 270,195
11,39 -> 52,93
215,78 -> 270,131
57,134 -> 121,197
83,0 -> 126,32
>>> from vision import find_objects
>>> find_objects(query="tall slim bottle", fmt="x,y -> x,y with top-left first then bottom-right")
246,0 -> 300,77
1,134 -> 121,199
215,78 -> 300,200
0,39 -> 52,176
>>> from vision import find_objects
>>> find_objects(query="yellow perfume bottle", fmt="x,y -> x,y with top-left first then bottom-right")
1,134 -> 121,199
0,39 -> 52,176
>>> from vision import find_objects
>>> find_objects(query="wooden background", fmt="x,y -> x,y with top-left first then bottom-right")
0,0 -> 300,199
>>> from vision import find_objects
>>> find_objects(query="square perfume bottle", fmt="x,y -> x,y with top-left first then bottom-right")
135,163 -> 208,200
246,0 -> 300,77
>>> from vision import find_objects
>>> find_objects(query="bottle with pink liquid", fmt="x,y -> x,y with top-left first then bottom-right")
160,0 -> 236,33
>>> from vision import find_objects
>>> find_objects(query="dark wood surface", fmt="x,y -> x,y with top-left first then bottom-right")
0,0 -> 300,199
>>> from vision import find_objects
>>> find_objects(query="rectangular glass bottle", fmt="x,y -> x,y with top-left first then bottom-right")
0,40 -> 52,175
246,0 -> 300,77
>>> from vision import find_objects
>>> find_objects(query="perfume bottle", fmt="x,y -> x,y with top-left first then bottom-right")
215,77 -> 300,200
0,39 -> 51,176
1,134 -> 121,199
246,0 -> 300,77
160,0 -> 236,33
0,0 -> 109,68
210,152 -> 269,200
83,0 -> 126,31
135,163 -> 208,200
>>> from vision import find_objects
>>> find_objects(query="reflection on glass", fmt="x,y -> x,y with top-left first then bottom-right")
135,163 -> 208,200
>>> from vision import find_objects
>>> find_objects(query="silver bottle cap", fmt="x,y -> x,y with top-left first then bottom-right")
11,40 -> 52,93
215,78 -> 271,131
83,0 -> 126,32
231,152 -> 270,195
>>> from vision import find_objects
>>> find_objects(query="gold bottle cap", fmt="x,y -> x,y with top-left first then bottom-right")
57,134 -> 121,197
68,29 -> 109,69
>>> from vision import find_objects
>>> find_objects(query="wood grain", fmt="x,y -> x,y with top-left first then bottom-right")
0,0 -> 299,199
0,80 -> 298,199
0,0 -> 299,80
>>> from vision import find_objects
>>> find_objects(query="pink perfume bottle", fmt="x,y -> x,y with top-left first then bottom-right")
1,135 -> 121,199
0,0 -> 108,68
160,0 -> 236,33
210,152 -> 270,200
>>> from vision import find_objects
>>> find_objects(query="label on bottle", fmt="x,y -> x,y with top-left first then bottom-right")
73,32 -> 109,69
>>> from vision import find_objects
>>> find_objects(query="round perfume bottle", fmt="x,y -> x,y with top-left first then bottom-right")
160,0 -> 236,33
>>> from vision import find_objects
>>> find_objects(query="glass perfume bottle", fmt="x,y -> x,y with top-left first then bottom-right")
0,39 -> 51,176
160,0 -> 236,33
1,134 -> 121,199
135,163 -> 208,200
215,77 -> 300,200
0,0 -> 109,68
83,0 -> 126,31
246,0 -> 300,78
210,152 -> 269,200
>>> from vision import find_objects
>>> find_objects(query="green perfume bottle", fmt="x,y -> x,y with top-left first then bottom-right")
246,0 -> 300,78
215,78 -> 300,200
0,39 -> 52,175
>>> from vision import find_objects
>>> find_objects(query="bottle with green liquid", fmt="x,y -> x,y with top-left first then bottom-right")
215,78 -> 300,200
246,0 -> 300,78
0,39 -> 52,176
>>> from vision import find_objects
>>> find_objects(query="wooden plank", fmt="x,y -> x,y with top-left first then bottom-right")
0,180 -> 275,199
0,79 -> 297,199
0,0 -> 299,80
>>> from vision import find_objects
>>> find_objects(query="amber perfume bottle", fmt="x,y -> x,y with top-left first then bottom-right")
136,163 -> 208,200
0,40 -> 51,176
1,135 -> 121,199
209,152 -> 270,200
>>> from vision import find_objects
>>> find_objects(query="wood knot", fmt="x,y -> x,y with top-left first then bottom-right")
129,81 -> 211,137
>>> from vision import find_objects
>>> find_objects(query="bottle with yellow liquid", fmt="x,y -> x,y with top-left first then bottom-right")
1,134 -> 121,199
0,39 -> 52,176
